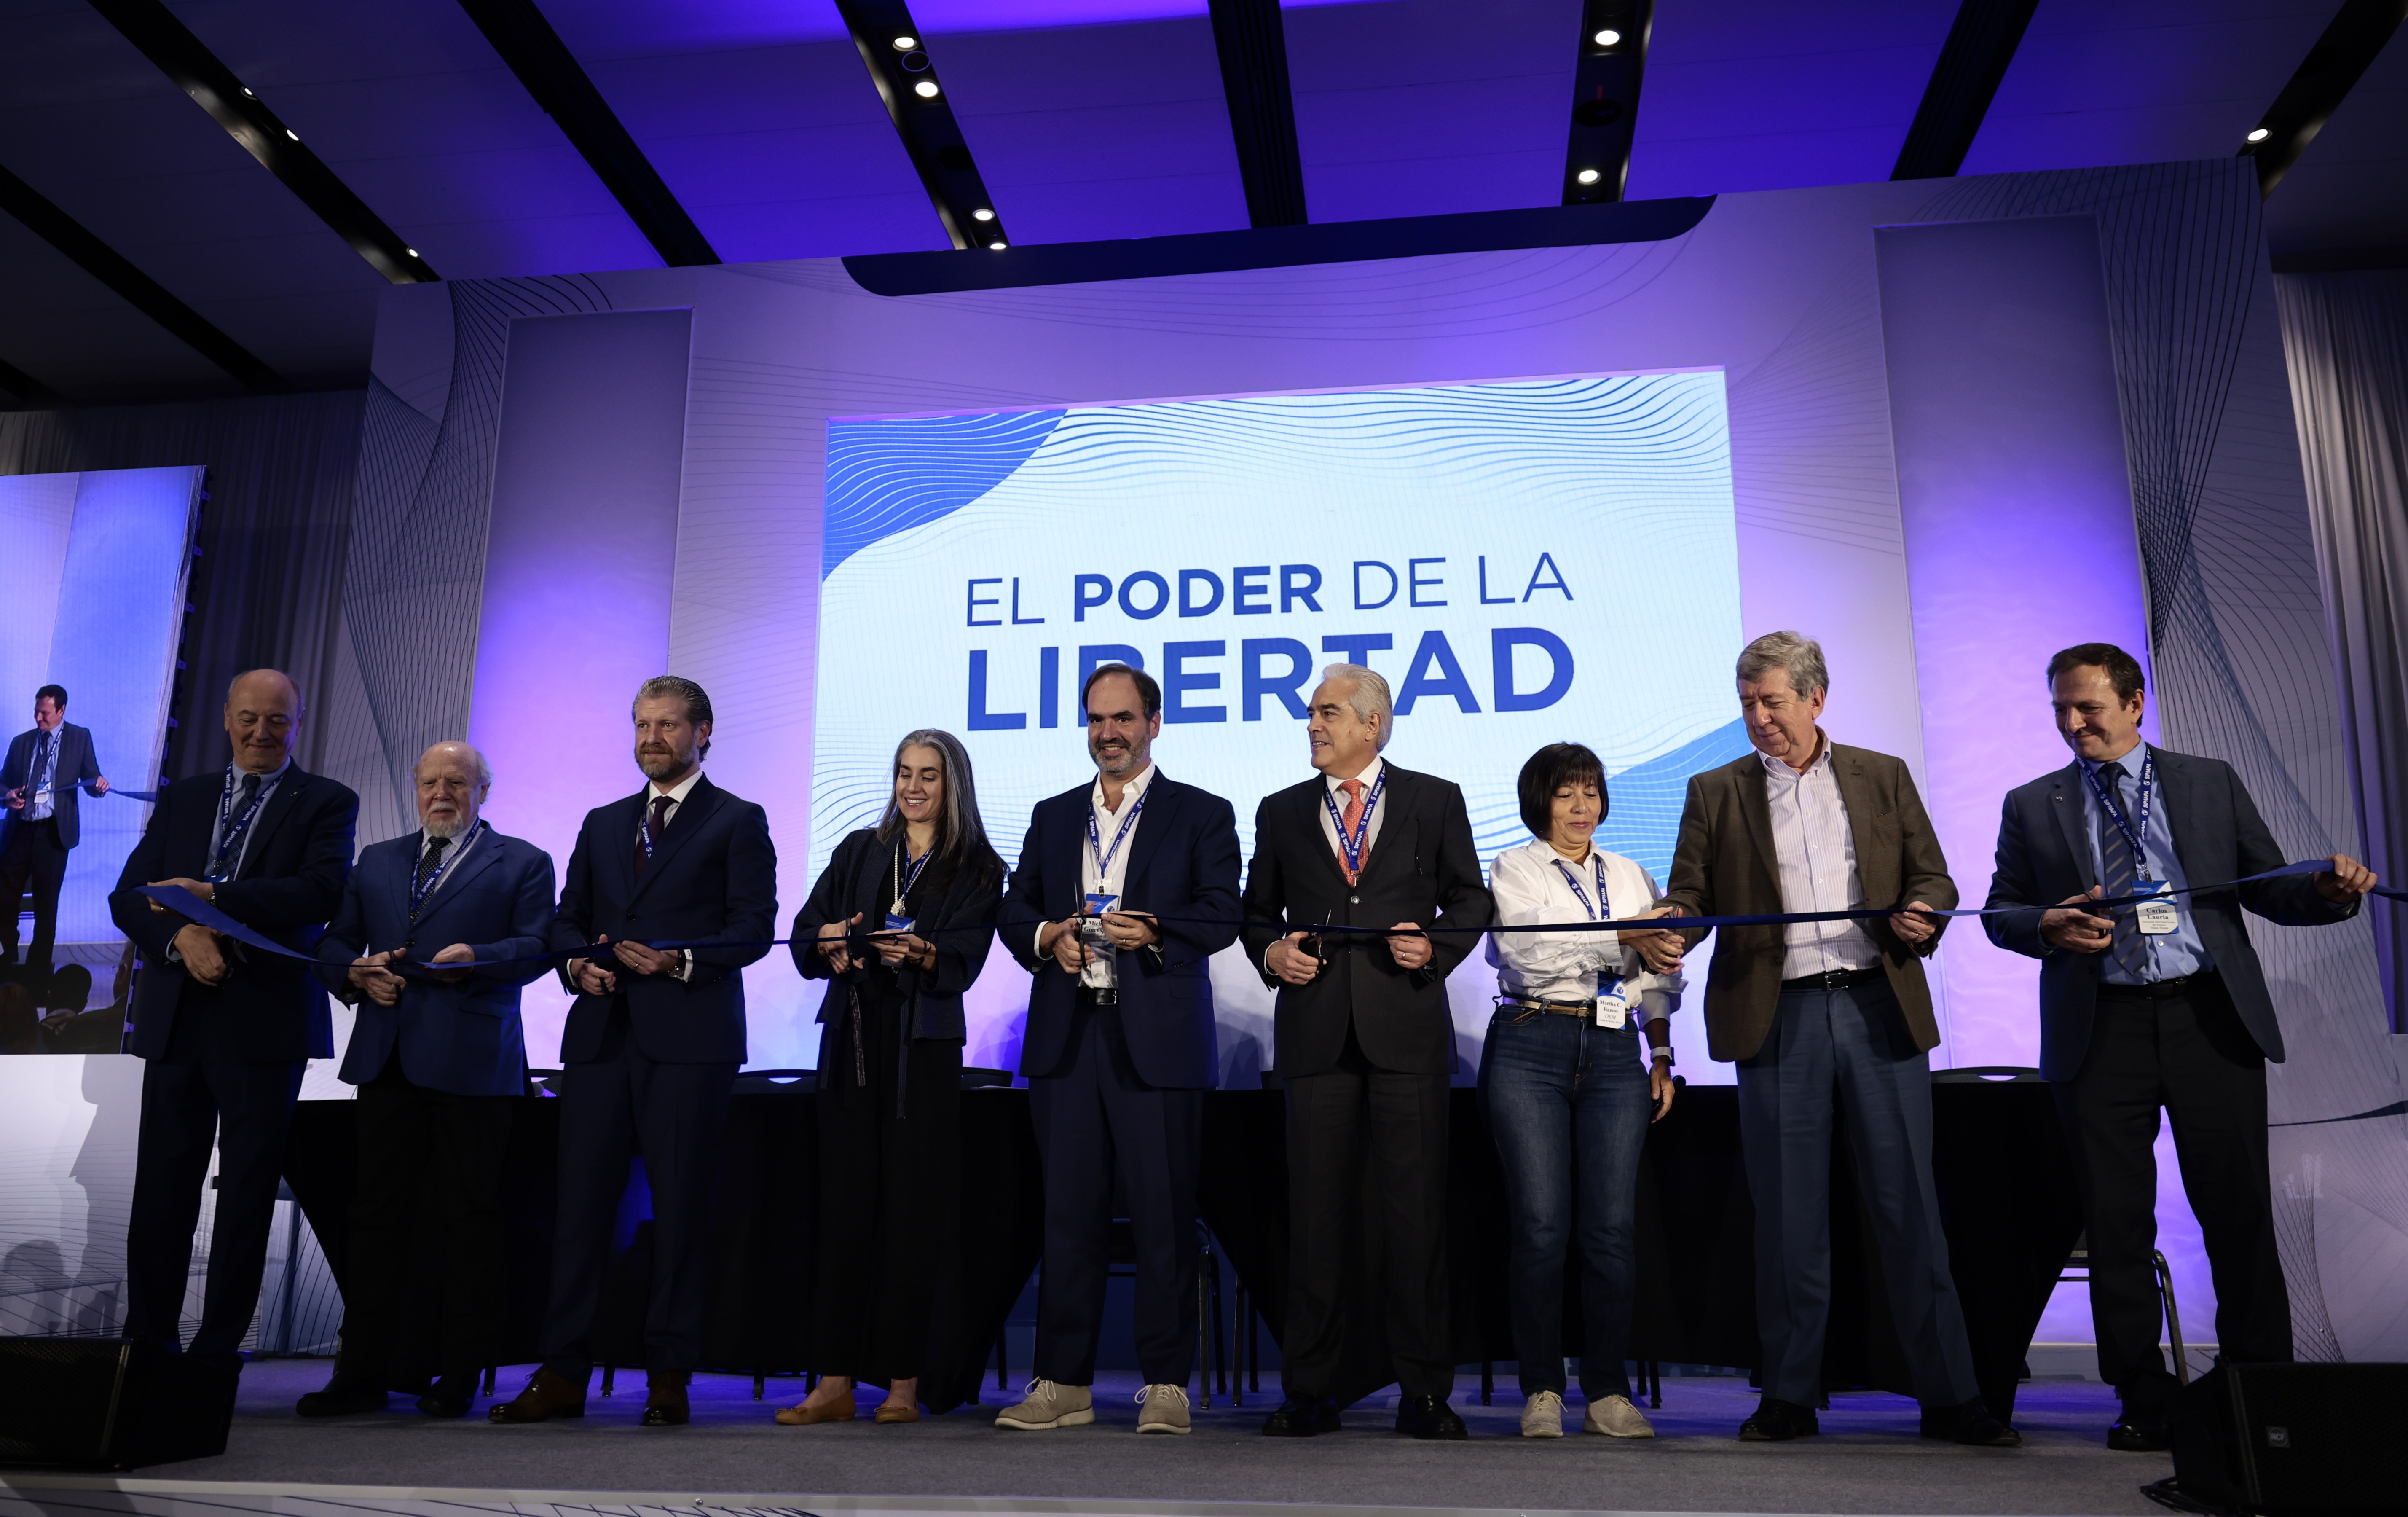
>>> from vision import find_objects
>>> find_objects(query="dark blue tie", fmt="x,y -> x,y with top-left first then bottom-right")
2097,762 -> 2149,978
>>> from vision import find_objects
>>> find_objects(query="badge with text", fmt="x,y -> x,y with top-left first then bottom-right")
1595,976 -> 1630,1030
883,913 -> 916,935
2132,881 -> 2178,936
1084,891 -> 1120,916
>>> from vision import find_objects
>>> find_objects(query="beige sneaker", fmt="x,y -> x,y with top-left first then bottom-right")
995,1379 -> 1094,1430
1521,1388 -> 1566,1438
1584,1393 -> 1656,1438
1136,1383 -> 1191,1434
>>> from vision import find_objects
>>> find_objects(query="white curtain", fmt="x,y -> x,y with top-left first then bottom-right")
2278,271 -> 2408,1032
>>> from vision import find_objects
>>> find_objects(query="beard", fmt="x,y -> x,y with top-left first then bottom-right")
637,744 -> 688,780
423,808 -> 472,840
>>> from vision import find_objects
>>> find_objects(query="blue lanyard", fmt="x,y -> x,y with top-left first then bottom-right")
1551,854 -> 1609,919
1320,769 -> 1386,878
638,792 -> 674,859
892,837 -> 933,912
2082,750 -> 2155,875
1086,785 -> 1149,886
409,821 -> 482,921
209,766 -> 276,881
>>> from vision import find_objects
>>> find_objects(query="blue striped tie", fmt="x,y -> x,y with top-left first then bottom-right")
2097,761 -> 2149,978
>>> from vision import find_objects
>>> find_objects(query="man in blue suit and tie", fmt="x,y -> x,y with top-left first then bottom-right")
491,676 -> 776,1428
995,663 -> 1242,1436
298,740 -> 555,1420
3,684 -> 110,977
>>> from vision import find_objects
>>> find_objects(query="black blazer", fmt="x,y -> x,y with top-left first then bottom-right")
3,722 -> 104,849
109,765 -> 359,1062
318,827 -> 556,1097
1984,747 -> 2355,1080
791,826 -> 1003,1046
550,773 -> 778,1066
1241,763 -> 1493,1078
998,770 -> 1243,1090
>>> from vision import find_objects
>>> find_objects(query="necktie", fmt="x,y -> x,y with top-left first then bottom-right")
31,734 -> 55,817
414,834 -> 452,899
2097,762 -> 2150,979
635,794 -> 674,878
211,773 -> 261,878
1338,778 -> 1367,885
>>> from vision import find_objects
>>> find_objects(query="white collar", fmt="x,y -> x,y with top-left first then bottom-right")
648,768 -> 705,806
1093,761 -> 1157,814
231,756 -> 294,787
1323,755 -> 1385,793
1756,730 -> 1830,781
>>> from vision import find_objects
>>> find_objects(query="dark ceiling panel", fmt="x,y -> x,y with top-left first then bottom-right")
1209,0 -> 1309,226
828,0 -> 1014,250
0,208 -> 245,403
2263,13 -> 2408,265
2243,0 -> 2407,197
1892,0 -> 2039,180
1561,0 -> 1654,204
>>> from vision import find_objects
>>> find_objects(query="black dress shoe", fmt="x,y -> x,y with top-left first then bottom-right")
1395,1395 -> 1469,1441
296,1380 -> 389,1418
2108,1418 -> 2169,1452
642,1374 -> 691,1426
1738,1396 -> 1819,1441
417,1373 -> 477,1419
1921,1398 -> 2022,1447
1262,1396 -> 1338,1437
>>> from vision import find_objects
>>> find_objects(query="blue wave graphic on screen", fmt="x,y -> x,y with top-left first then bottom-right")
823,408 -> 1065,578
1590,718 -> 1754,882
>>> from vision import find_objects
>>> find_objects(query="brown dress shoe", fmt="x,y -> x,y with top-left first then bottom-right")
488,1369 -> 587,1423
776,1388 -> 856,1425
642,1373 -> 691,1427
874,1399 -> 920,1424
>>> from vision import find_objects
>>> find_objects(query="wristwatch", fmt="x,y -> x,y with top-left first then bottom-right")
1649,1046 -> 1676,1066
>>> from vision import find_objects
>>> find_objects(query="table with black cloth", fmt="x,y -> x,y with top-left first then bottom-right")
282,1080 -> 2077,1419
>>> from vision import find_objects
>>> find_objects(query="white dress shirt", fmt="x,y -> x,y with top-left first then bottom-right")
1759,733 -> 1879,978
1317,756 -> 1388,867
206,757 -> 294,879
409,820 -> 483,916
629,767 -> 703,980
1035,762 -> 1156,989
1485,838 -> 1684,1022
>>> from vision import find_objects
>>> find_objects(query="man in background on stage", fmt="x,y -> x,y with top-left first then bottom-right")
1242,664 -> 1492,1441
1984,642 -> 2374,1451
111,669 -> 357,1367
491,676 -> 775,1428
300,740 -> 555,1420
1636,631 -> 2013,1446
3,685 -> 110,980
995,663 -> 1242,1435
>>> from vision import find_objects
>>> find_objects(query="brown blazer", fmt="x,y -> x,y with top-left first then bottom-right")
1657,740 -> 1956,1062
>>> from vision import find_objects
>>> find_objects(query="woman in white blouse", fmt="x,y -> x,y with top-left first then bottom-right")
1481,741 -> 1682,1440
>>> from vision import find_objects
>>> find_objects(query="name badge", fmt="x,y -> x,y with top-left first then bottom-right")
2133,881 -> 2178,936
883,913 -> 915,935
1084,892 -> 1119,916
1595,978 -> 1630,1030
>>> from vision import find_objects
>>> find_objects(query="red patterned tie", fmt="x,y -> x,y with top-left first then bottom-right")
635,795 -> 673,878
1338,779 -> 1367,885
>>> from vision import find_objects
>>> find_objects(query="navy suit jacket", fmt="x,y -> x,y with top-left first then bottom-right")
1984,747 -> 2357,1081
550,772 -> 777,1066
4,722 -> 104,849
109,765 -> 359,1062
1000,770 -> 1243,1090
317,826 -> 556,1097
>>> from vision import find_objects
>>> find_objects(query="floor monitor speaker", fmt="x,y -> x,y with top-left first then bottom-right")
0,1338 -> 239,1470
2167,1361 -> 2404,1514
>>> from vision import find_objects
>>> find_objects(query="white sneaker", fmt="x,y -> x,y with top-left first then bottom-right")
1136,1383 -> 1191,1434
1584,1393 -> 1656,1438
995,1378 -> 1094,1430
1521,1388 -> 1566,1438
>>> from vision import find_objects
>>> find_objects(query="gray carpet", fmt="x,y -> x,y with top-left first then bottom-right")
129,1360 -> 2172,1515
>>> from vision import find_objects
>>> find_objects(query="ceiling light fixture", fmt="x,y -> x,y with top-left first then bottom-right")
406,248 -> 418,258
914,80 -> 940,98
2246,127 -> 2270,142
893,35 -> 916,49
1594,28 -> 1620,46
241,88 -> 254,97
988,239 -> 1007,250
285,129 -> 299,141
972,208 -> 995,221
1576,167 -> 1601,184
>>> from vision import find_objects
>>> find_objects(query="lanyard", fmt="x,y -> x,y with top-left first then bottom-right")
409,821 -> 483,921
2082,750 -> 2155,875
1086,785 -> 1149,888
892,836 -> 933,912
209,766 -> 276,881
1321,769 -> 1386,878
638,791 -> 675,859
1551,854 -> 1610,920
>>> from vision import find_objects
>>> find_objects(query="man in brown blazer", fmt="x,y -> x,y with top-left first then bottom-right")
1638,632 -> 2013,1447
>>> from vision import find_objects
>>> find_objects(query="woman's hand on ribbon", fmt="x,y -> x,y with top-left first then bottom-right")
872,929 -> 934,969
2315,854 -> 2377,903
2041,889 -> 2114,954
348,948 -> 405,1005
818,914 -> 861,974
1622,906 -> 1686,973
1267,931 -> 1321,984
1388,922 -> 1433,972
1889,900 -> 1940,946
174,923 -> 231,987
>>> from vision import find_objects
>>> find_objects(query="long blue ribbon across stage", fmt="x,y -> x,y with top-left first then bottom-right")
134,860 -> 2403,975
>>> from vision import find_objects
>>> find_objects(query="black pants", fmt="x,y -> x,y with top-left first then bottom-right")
1282,1026 -> 1453,1402
339,1057 -> 514,1385
540,1002 -> 735,1379
0,817 -> 67,972
811,985 -> 960,1383
2054,972 -> 2290,1420
122,996 -> 306,1357
1030,995 -> 1203,1388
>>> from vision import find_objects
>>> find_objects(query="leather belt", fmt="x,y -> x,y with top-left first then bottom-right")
2096,969 -> 2220,1001
1077,985 -> 1119,1007
1502,995 -> 1593,1020
1779,966 -> 1884,993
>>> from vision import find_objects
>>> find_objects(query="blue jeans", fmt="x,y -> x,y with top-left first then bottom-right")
1477,1007 -> 1653,1400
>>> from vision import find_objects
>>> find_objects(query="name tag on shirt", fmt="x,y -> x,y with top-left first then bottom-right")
883,913 -> 915,934
2133,881 -> 2178,936
1595,978 -> 1630,1030
1084,892 -> 1119,916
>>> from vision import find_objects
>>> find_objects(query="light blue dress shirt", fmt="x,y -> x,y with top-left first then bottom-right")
2077,742 -> 2212,984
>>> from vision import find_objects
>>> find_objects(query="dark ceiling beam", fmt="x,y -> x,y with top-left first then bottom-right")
86,0 -> 437,283
0,354 -> 65,406
1209,0 -> 1307,227
1563,0 -> 1653,204
1891,0 -> 2040,180
0,161 -> 287,392
831,0 -> 1011,252
456,0 -> 717,266
2243,0 -> 2408,198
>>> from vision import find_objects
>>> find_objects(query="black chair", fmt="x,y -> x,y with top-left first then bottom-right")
2059,1230 -> 2188,1385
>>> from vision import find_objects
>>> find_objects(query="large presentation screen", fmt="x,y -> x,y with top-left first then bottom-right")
812,371 -> 1748,889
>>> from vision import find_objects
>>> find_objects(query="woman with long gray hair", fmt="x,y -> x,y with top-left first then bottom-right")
778,728 -> 1004,1426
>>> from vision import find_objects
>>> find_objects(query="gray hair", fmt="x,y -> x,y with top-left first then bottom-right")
634,675 -> 713,754
1320,663 -> 1394,751
1735,631 -> 1829,698
415,740 -> 493,790
878,728 -> 999,879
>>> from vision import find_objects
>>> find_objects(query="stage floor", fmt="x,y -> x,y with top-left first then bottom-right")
20,1359 -> 2174,1517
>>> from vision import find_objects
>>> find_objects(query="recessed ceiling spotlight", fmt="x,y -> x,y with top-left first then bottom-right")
972,208 -> 995,221
241,88 -> 255,97
914,80 -> 940,98
405,247 -> 418,258
1576,167 -> 1601,184
893,35 -> 916,49
2246,127 -> 2270,142
988,239 -> 1007,250
1594,28 -> 1621,46
285,129 -> 300,141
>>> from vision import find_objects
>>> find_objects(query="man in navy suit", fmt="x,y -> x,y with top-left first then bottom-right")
1986,642 -> 2375,1450
298,740 -> 555,1420
3,684 -> 110,975
491,676 -> 776,1428
110,669 -> 357,1364
994,663 -> 1242,1436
